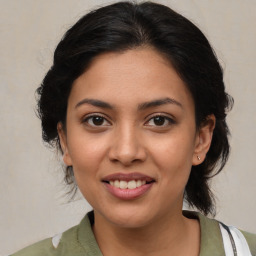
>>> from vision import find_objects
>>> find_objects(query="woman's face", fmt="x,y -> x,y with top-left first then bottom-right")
59,47 -> 213,228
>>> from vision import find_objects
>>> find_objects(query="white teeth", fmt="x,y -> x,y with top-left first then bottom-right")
136,180 -> 142,187
127,180 -> 136,189
119,181 -> 128,189
114,180 -> 120,188
110,179 -> 149,189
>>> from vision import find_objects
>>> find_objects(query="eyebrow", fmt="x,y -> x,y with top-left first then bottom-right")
75,98 -> 113,109
75,97 -> 183,110
138,97 -> 183,110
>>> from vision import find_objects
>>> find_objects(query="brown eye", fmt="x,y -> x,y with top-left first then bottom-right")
83,115 -> 110,127
146,115 -> 175,127
91,116 -> 104,126
153,116 -> 165,126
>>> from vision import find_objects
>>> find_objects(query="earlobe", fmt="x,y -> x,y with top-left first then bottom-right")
57,122 -> 72,166
192,115 -> 216,166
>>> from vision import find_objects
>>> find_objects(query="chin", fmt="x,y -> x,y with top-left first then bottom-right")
97,205 -> 155,229
110,216 -> 152,229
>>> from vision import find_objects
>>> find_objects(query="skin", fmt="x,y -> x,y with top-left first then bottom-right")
58,47 -> 215,255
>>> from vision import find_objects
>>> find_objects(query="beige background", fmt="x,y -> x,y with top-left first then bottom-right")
1,0 -> 256,254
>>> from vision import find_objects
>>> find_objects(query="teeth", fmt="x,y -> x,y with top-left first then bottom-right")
114,180 -> 120,188
127,180 -> 136,189
110,179 -> 150,189
136,180 -> 142,187
120,180 -> 128,189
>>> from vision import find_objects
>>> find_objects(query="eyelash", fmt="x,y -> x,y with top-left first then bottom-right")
145,115 -> 175,127
83,114 -> 110,127
82,114 -> 175,128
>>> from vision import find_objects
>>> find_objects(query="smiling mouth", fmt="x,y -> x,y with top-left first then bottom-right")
103,179 -> 155,189
102,173 -> 155,199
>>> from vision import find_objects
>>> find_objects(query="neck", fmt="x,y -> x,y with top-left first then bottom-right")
93,210 -> 200,256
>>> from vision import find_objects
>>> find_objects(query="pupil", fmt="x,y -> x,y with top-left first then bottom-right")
154,116 -> 165,126
93,116 -> 104,125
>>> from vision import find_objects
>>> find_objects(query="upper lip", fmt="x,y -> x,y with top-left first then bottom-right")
102,172 -> 155,182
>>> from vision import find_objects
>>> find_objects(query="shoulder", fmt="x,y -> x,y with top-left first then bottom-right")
11,237 -> 55,256
11,225 -> 82,256
204,214 -> 256,255
183,210 -> 256,255
240,230 -> 256,255
10,213 -> 98,256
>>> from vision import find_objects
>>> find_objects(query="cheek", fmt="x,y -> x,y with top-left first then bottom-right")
68,137 -> 107,200
152,134 -> 194,162
149,132 -> 195,179
68,135 -> 108,176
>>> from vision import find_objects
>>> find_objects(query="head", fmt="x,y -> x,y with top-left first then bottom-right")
37,1 -> 233,216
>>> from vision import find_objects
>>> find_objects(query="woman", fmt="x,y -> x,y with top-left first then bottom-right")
12,1 -> 256,255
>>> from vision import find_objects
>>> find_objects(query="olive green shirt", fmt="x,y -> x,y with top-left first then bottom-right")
11,211 -> 256,256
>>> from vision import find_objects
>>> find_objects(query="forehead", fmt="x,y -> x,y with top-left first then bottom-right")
69,48 -> 194,110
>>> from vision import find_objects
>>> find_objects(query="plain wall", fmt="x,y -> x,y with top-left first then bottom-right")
1,0 -> 256,254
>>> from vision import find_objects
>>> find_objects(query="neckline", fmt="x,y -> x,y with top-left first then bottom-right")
78,210 -> 225,256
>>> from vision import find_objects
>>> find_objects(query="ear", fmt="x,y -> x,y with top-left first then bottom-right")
57,122 -> 72,166
192,114 -> 216,166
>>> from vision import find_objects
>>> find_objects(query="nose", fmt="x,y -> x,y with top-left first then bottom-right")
108,123 -> 147,166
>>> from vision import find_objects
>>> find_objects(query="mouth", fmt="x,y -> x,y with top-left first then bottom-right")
102,173 -> 156,190
103,179 -> 155,189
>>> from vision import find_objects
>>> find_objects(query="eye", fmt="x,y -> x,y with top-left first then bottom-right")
83,115 -> 111,127
145,115 -> 175,127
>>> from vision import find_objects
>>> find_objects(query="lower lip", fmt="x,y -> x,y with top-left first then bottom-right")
104,182 -> 154,200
